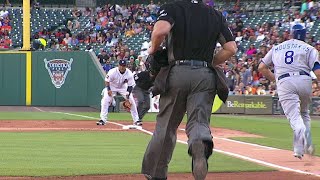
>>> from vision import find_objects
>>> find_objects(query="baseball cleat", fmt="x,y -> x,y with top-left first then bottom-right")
293,153 -> 304,160
134,121 -> 143,126
96,120 -> 106,125
191,140 -> 208,180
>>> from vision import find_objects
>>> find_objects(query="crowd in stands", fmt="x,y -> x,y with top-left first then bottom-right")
217,0 -> 320,96
31,2 -> 158,71
6,0 -> 320,96
0,7 -> 11,48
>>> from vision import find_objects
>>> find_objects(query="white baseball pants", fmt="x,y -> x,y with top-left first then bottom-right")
100,88 -> 139,123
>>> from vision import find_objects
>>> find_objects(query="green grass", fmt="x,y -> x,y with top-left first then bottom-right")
0,112 -> 157,121
0,132 -> 272,176
211,115 -> 320,155
1,112 -> 319,155
0,112 -> 320,176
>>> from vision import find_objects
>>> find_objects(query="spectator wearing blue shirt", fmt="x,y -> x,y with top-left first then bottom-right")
102,59 -> 113,73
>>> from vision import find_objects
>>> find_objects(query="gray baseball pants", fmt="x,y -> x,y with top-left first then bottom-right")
277,76 -> 313,155
141,65 -> 216,179
133,86 -> 151,120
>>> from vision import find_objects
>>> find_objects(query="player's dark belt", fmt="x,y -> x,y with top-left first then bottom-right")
174,60 -> 208,67
278,71 -> 310,80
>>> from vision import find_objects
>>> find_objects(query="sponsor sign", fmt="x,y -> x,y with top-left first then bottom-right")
218,96 -> 273,114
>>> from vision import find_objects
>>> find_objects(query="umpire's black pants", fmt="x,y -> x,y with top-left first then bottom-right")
141,64 -> 216,179
133,86 -> 151,120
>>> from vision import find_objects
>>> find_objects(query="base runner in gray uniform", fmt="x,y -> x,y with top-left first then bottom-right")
141,1 -> 237,180
259,24 -> 320,159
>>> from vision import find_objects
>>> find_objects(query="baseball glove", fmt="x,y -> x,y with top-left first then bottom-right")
122,100 -> 132,112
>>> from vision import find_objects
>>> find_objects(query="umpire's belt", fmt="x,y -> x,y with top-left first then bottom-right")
174,60 -> 208,67
278,71 -> 310,80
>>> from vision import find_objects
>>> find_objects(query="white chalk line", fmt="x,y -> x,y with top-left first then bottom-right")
51,112 -> 320,177
33,107 -> 45,112
178,128 -> 279,150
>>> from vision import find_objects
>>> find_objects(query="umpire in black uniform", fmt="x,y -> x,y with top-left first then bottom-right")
132,71 -> 154,125
141,0 -> 237,180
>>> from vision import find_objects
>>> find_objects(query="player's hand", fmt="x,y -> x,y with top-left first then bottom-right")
108,90 -> 112,97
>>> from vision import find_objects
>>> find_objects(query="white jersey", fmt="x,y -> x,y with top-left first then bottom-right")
262,39 -> 319,80
105,67 -> 135,91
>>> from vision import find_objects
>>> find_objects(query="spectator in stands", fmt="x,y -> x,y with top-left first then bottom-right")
256,44 -> 267,59
102,59 -> 113,73
70,35 -> 79,46
33,0 -> 40,10
63,33 -> 72,46
98,49 -> 110,64
72,7 -> 81,18
246,44 -> 257,56
84,7 -> 92,17
226,70 -> 236,92
134,23 -> 143,34
256,30 -> 266,41
241,65 -> 252,86
137,55 -> 146,72
244,84 -> 253,95
316,42 -> 320,51
256,85 -> 267,95
125,27 -> 135,37
67,20 -> 73,30
73,19 -> 80,29
2,0 -> 10,7
252,70 -> 261,86
3,35 -> 10,47
128,56 -> 137,72
235,17 -> 243,37
233,85 -> 243,95
301,0 -> 308,14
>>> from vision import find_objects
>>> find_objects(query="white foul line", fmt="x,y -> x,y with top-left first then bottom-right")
178,128 -> 279,150
52,112 -> 320,178
51,112 -> 126,127
33,107 -> 45,112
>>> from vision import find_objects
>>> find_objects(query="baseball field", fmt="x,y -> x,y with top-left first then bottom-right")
0,106 -> 320,180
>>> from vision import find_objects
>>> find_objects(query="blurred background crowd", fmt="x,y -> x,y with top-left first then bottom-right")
2,0 -> 320,96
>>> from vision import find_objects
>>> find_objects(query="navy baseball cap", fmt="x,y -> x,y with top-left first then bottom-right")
119,60 -> 127,66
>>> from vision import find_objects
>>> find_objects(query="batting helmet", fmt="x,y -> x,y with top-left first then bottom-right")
291,24 -> 306,41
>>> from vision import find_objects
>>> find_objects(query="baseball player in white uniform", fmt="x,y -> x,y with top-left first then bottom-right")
96,60 -> 141,126
258,24 -> 320,159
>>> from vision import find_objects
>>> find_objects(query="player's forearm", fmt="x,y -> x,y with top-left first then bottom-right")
259,68 -> 275,82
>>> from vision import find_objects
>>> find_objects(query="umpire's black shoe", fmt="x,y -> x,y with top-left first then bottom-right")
96,120 -> 106,125
143,174 -> 167,180
191,140 -> 208,180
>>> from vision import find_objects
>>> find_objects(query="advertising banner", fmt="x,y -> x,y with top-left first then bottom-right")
244,96 -> 273,114
218,96 -> 246,114
217,95 -> 273,114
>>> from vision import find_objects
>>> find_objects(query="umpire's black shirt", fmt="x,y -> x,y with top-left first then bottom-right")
134,71 -> 154,91
157,0 -> 234,62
